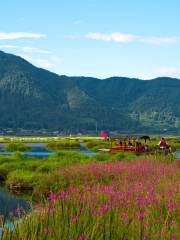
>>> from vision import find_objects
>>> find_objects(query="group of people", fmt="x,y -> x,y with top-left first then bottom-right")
116,141 -> 133,150
115,137 -> 170,152
116,141 -> 149,152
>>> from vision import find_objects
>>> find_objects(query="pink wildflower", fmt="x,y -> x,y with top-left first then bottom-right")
168,203 -> 174,211
139,212 -> 145,218
172,233 -> 177,240
78,235 -> 88,240
122,212 -> 129,222
81,209 -> 85,216
102,205 -> 109,214
72,215 -> 78,222
44,228 -> 49,236
93,210 -> 98,217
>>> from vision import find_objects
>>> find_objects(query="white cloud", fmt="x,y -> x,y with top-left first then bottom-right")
18,55 -> 52,68
35,56 -> 62,68
139,67 -> 180,80
0,44 -> 17,49
73,19 -> 84,25
155,67 -> 180,76
18,54 -> 62,69
85,32 -> 136,43
137,74 -> 155,80
0,32 -> 46,40
21,46 -> 51,54
50,56 -> 62,63
0,44 -> 51,54
85,32 -> 180,45
35,59 -> 53,68
140,37 -> 179,45
67,34 -> 81,40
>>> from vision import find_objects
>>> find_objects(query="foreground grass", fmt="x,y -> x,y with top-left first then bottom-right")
1,158 -> 179,240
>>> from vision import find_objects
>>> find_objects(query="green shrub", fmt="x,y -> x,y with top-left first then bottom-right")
4,143 -> 31,152
6,170 -> 43,192
46,140 -> 80,150
36,162 -> 62,172
86,140 -> 110,152
0,162 -> 19,181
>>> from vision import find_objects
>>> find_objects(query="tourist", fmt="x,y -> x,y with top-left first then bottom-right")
158,137 -> 168,149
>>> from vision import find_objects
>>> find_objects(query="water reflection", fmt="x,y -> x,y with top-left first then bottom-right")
0,188 -> 29,217
174,151 -> 180,158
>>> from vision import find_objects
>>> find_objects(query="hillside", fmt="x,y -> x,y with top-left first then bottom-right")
0,51 -> 180,134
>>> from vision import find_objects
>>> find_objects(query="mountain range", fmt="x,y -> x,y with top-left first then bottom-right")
0,50 -> 180,134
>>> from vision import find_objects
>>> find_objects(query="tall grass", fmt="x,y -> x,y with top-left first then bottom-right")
1,158 -> 179,239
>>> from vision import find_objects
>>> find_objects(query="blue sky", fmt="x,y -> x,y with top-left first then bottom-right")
0,0 -> 180,79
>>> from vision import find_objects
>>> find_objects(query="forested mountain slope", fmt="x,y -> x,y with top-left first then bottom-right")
0,51 -> 179,134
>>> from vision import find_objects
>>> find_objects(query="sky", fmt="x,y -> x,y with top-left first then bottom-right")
0,0 -> 180,79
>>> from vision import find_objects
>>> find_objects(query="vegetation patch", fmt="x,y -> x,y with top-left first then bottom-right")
4,143 -> 31,152
46,139 -> 80,150
6,170 -> 43,193
86,140 -> 111,152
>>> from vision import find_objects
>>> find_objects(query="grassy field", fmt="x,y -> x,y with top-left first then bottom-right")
0,136 -> 179,239
0,136 -> 102,143
0,135 -> 179,147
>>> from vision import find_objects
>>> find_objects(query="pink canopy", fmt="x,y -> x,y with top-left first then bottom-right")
100,130 -> 108,139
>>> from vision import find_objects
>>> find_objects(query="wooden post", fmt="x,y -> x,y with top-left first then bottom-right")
135,140 -> 137,152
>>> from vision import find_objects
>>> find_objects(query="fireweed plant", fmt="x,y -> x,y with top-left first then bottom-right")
0,157 -> 179,240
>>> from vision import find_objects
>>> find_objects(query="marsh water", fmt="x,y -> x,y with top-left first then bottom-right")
0,188 -> 29,217
0,142 -> 97,157
0,142 -> 50,158
174,151 -> 180,158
